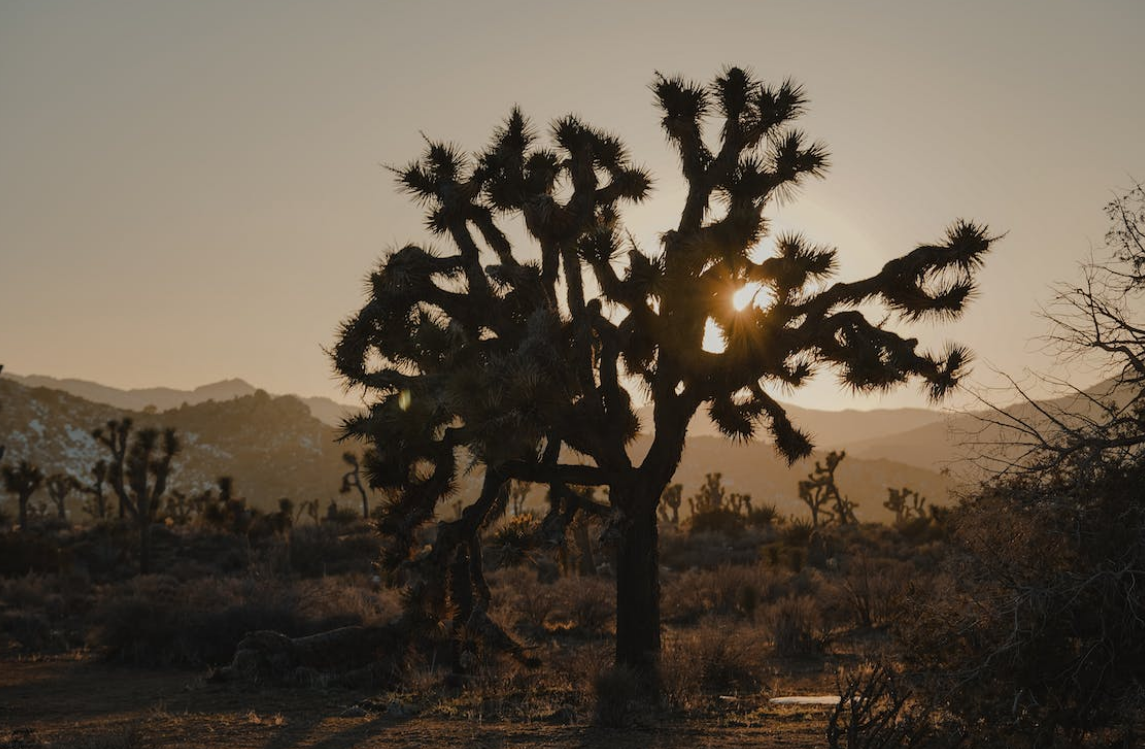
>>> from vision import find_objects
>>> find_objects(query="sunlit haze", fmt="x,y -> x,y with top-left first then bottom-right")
3,1 -> 1143,412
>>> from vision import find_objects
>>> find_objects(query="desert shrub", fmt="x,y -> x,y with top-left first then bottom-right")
0,529 -> 65,576
592,665 -> 642,727
0,609 -> 56,651
659,527 -> 765,570
827,662 -> 951,749
491,566 -> 553,635
87,574 -> 380,666
765,594 -> 825,657
667,621 -> 767,693
745,501 -> 782,528
831,553 -> 914,629
904,464 -> 1145,747
688,507 -> 745,536
288,523 -> 379,577
544,575 -> 614,636
781,516 -> 815,546
663,564 -> 795,624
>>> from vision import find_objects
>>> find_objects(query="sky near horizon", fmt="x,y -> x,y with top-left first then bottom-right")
2,0 -> 1144,412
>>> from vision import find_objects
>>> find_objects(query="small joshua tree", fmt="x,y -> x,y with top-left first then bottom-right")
2,459 -> 44,529
883,486 -> 926,524
81,459 -> 111,520
93,418 -> 179,573
45,472 -> 80,520
339,451 -> 371,519
658,483 -> 683,526
798,450 -> 853,527
509,480 -> 531,516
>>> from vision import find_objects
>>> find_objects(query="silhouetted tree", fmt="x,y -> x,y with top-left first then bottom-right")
883,486 -> 925,524
45,472 -> 80,520
2,459 -> 44,529
339,451 -> 372,518
798,450 -> 853,527
334,67 -> 993,676
508,480 -> 531,516
81,459 -> 111,520
93,418 -> 179,573
658,483 -> 683,526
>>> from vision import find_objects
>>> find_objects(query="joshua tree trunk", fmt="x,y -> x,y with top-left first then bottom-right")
18,492 -> 29,529
614,493 -> 661,677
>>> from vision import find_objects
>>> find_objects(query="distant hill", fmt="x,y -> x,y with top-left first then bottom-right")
643,402 -> 946,450
9,371 -> 1118,524
1,376 -> 954,524
2,372 -> 360,428
845,377 -> 1133,475
0,378 -> 353,513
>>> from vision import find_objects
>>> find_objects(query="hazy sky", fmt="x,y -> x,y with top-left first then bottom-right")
3,0 -> 1144,412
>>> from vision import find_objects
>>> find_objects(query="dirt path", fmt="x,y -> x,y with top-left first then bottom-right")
0,657 -> 835,748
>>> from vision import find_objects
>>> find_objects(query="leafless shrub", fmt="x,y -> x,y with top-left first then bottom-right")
827,662 -> 953,749
765,594 -> 826,657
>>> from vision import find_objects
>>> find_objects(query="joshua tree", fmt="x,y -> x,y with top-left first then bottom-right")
508,480 -> 531,516
798,450 -> 853,527
2,459 -> 44,529
883,486 -> 926,523
45,472 -> 80,520
81,459 -> 111,520
690,472 -> 728,515
334,67 -> 993,675
658,483 -> 683,526
339,451 -> 371,518
93,418 -> 180,573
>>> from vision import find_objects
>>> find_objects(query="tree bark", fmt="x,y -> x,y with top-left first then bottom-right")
614,498 -> 661,677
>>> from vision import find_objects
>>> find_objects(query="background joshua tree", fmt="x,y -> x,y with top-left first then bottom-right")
798,450 -> 853,527
81,460 -> 111,520
93,418 -> 180,573
883,486 -> 926,524
45,472 -> 80,521
2,459 -> 44,529
339,451 -> 371,519
508,480 -> 531,517
333,66 -> 993,676
658,483 -> 683,526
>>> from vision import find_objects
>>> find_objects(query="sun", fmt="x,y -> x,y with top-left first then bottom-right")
732,282 -> 773,311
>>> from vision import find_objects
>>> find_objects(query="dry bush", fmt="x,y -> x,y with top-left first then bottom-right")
830,554 -> 914,630
659,526 -> 768,570
765,594 -> 826,657
547,575 -> 614,636
902,466 -> 1145,747
663,564 -> 800,624
592,665 -> 642,727
287,523 -> 380,577
490,566 -> 554,636
664,620 -> 768,695
86,573 -> 383,666
827,662 -> 952,749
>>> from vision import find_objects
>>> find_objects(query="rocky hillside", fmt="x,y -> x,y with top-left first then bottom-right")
2,376 -> 954,524
3,373 -> 360,430
0,378 -> 353,514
